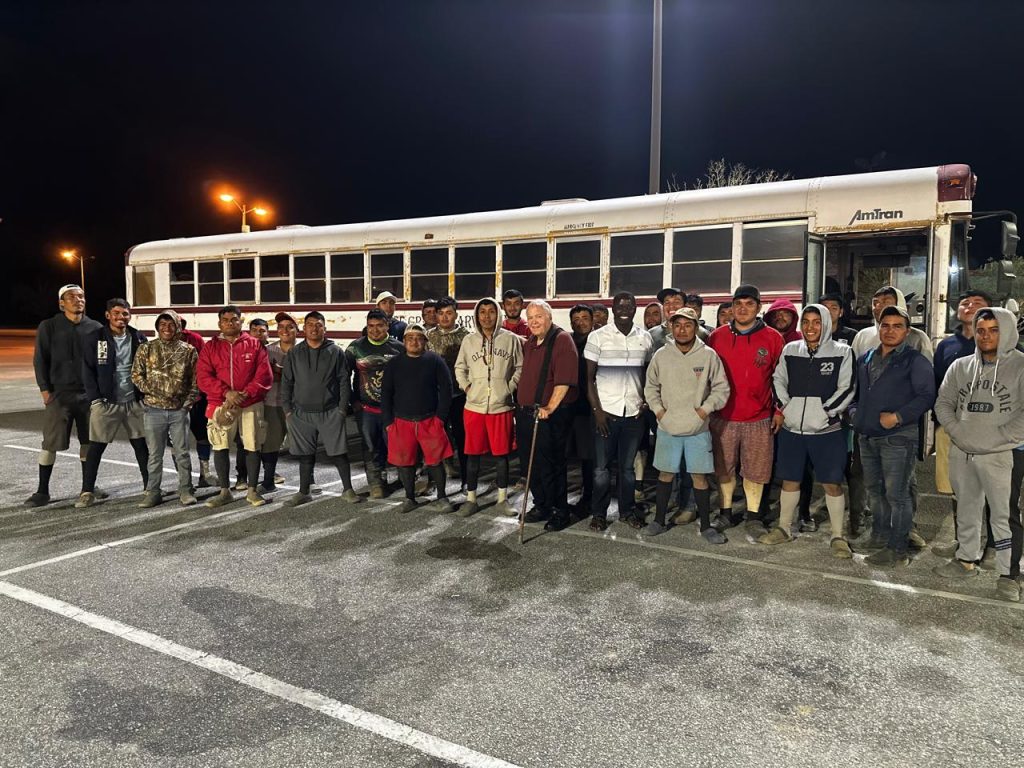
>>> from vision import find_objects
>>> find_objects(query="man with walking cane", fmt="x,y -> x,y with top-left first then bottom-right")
517,300 -> 579,534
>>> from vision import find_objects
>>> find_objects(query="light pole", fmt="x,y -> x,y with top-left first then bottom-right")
218,193 -> 269,233
649,0 -> 663,195
61,249 -> 85,291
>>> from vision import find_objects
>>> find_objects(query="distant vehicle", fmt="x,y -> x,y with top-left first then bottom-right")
125,164 -> 1016,340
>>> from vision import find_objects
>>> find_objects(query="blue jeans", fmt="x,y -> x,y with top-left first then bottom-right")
144,406 -> 192,494
859,432 -> 917,554
358,408 -> 388,483
593,413 -> 646,521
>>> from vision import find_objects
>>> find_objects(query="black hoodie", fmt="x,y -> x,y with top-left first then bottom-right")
282,339 -> 350,413
34,311 -> 103,397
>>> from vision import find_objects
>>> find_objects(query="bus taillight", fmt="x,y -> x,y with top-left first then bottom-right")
938,164 -> 976,201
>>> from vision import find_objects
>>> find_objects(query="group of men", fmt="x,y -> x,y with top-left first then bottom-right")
27,280 -> 1024,602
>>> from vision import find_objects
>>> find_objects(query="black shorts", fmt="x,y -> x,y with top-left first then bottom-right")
42,394 -> 91,452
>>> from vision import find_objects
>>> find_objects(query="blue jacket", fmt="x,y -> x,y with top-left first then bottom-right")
933,328 -> 974,390
853,343 -> 935,438
82,324 -> 147,403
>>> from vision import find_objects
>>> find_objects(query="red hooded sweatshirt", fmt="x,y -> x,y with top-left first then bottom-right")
197,331 -> 273,418
707,319 -> 784,422
764,299 -> 801,344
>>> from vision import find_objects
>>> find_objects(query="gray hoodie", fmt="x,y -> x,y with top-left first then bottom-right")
774,304 -> 856,435
454,298 -> 524,415
852,287 -> 934,361
934,307 -> 1024,454
644,335 -> 730,436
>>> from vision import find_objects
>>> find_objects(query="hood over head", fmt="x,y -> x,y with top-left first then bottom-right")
154,309 -> 182,339
474,297 -> 501,334
800,303 -> 833,346
973,306 -> 1020,358
764,299 -> 798,332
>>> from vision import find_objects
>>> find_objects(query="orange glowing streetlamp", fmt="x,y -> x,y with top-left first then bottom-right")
61,249 -> 85,290
217,192 -> 270,233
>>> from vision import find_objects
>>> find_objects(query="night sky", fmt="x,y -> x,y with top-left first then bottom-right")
2,0 -> 1022,326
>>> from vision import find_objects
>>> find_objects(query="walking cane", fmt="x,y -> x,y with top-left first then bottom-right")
519,407 -> 541,545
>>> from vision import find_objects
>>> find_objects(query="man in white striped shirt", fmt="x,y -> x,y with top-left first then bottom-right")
585,291 -> 654,531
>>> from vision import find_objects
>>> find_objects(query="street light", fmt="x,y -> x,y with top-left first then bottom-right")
217,193 -> 270,233
61,248 -> 85,291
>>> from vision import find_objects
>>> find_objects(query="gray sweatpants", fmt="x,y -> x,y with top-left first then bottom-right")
949,445 -> 1014,577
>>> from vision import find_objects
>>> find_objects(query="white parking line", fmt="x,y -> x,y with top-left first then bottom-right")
0,580 -> 522,768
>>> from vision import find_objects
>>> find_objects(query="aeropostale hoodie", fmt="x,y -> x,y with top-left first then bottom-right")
454,298 -> 524,415
934,307 -> 1024,454
644,335 -> 730,436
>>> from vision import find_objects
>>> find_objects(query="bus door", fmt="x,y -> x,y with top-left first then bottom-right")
808,229 -> 931,332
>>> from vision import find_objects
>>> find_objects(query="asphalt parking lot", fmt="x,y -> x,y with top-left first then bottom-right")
0,336 -> 1022,768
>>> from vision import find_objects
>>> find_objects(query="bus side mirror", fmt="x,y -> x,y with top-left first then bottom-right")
1002,221 -> 1019,258
997,259 -> 1016,300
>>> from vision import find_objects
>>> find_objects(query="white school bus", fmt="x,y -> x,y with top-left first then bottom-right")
125,164 -> 1016,340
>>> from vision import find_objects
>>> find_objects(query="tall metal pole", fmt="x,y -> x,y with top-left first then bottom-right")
79,256 -> 85,292
648,0 -> 663,195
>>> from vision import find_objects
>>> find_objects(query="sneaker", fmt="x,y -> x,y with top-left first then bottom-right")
907,529 -> 927,551
197,474 -> 212,489
710,511 -> 735,531
205,489 -> 234,508
492,499 -> 519,518
589,517 -> 608,532
757,527 -> 791,546
246,488 -> 267,507
257,482 -> 276,494
93,488 -> 110,500
799,518 -> 819,533
24,492 -> 51,508
641,521 -> 669,537
933,559 -> 979,579
524,507 -> 552,524
830,538 -> 853,559
178,490 -> 197,506
233,479 -> 248,491
74,492 -> 96,509
424,498 -> 455,514
457,501 -> 479,518
310,483 -> 323,496
672,508 -> 697,525
544,515 -> 570,532
273,474 -> 285,485
701,527 -> 728,545
931,541 -> 958,559
625,514 -> 647,530
398,498 -> 419,514
864,548 -> 909,567
340,488 -> 362,504
369,485 -> 385,500
284,492 -> 312,508
138,491 -> 162,509
996,577 -> 1021,603
979,547 -> 997,570
414,477 -> 431,496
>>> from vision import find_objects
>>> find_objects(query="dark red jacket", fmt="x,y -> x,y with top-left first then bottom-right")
197,332 -> 272,417
707,320 -> 784,422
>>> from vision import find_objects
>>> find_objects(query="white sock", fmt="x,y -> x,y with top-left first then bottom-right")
467,490 -> 477,503
778,489 -> 801,532
718,477 -> 736,510
825,494 -> 846,538
497,487 -> 507,502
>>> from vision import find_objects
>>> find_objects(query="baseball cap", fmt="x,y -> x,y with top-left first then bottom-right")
58,284 -> 82,300
656,287 -> 681,304
879,305 -> 910,322
374,291 -> 398,305
274,311 -> 297,326
732,284 -> 761,302
404,322 -> 427,336
669,307 -> 700,323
